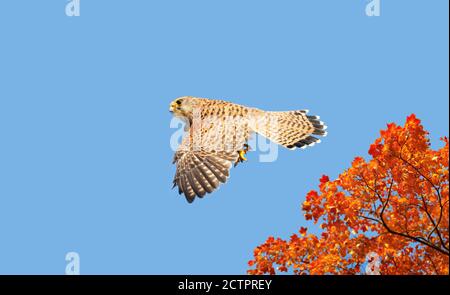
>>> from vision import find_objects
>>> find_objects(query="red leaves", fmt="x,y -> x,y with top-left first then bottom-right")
305,190 -> 319,201
248,115 -> 449,275
320,175 -> 330,184
299,227 -> 307,236
368,141 -> 382,157
302,201 -> 311,211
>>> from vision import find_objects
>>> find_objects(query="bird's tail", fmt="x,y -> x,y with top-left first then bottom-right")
250,110 -> 327,149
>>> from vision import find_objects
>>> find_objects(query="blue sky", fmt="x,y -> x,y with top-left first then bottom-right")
0,1 -> 448,274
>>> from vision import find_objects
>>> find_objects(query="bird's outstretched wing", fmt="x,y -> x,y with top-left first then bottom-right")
172,114 -> 250,202
172,148 -> 237,202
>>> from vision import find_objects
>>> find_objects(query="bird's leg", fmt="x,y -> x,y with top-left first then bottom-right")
234,144 -> 250,167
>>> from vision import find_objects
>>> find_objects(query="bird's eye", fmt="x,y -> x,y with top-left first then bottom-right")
176,100 -> 182,105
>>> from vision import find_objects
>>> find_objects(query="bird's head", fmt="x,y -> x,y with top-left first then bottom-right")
169,96 -> 197,120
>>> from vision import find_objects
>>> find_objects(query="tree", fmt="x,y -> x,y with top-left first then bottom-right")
248,115 -> 449,275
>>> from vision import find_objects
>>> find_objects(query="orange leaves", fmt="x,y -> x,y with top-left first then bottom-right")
406,113 -> 421,127
368,139 -> 383,157
248,115 -> 449,275
302,200 -> 311,211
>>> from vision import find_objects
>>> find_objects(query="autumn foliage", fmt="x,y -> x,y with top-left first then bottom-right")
248,115 -> 449,275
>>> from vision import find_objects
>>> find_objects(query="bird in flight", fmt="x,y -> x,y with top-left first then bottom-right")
169,96 -> 327,203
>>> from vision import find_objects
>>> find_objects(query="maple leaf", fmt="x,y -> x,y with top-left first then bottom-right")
320,175 -> 330,184
299,227 -> 307,236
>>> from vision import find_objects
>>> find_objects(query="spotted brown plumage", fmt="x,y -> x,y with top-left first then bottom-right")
169,96 -> 327,203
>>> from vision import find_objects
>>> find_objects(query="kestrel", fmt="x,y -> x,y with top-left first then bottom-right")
169,96 -> 327,203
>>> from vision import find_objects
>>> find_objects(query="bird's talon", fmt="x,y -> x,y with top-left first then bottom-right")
234,144 -> 249,167
238,150 -> 247,162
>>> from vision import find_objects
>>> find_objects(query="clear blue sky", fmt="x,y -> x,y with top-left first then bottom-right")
0,1 -> 448,274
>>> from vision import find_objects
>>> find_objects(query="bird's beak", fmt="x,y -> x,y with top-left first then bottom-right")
169,102 -> 174,113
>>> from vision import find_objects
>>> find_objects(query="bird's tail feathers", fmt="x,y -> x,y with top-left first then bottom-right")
251,110 -> 327,150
